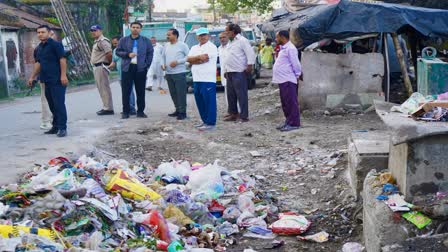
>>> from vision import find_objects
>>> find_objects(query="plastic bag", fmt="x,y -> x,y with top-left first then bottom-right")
438,92 -> 448,100
49,169 -> 80,190
0,224 -> 56,240
238,194 -> 255,213
167,241 -> 184,252
80,198 -> 118,221
85,231 -> 103,251
186,161 -> 224,201
163,204 -> 193,226
237,211 -> 267,228
27,166 -> 60,188
243,230 -> 277,240
217,221 -> 239,236
223,206 -> 242,221
271,213 -> 311,235
165,189 -> 191,206
132,210 -> 171,243
82,178 -> 108,200
391,92 -> 427,114
208,200 -> 225,218
155,161 -> 191,184
0,234 -> 64,252
181,201 -> 215,225
104,168 -> 161,201
297,231 -> 329,243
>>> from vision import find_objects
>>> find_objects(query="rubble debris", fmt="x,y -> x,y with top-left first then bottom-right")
249,151 -> 263,157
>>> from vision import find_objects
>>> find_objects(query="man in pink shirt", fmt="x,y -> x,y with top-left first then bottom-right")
272,30 -> 302,132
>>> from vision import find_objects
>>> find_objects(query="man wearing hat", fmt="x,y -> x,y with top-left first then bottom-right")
90,24 -> 114,115
187,27 -> 218,131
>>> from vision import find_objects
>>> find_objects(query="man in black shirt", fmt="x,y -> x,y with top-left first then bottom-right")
28,25 -> 68,137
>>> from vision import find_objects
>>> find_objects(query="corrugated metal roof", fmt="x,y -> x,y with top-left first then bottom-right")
0,3 -> 60,29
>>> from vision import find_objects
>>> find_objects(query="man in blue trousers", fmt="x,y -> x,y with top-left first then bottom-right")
187,28 -> 218,131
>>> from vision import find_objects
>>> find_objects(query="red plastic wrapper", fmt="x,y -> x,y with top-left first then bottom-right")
48,157 -> 70,166
208,199 -> 226,218
139,210 -> 171,243
271,212 -> 311,235
157,240 -> 169,251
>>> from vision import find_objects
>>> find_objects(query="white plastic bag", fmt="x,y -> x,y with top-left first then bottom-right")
155,160 -> 191,183
186,161 -> 224,200
238,194 -> 255,213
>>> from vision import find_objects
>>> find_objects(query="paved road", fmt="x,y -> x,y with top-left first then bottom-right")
0,81 -> 180,184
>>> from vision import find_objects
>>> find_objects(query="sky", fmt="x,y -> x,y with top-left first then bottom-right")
153,0 -> 207,12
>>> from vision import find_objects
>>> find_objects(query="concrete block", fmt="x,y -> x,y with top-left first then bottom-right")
382,233 -> 448,252
389,135 -> 448,201
363,170 -> 410,252
348,131 -> 389,200
300,51 -> 384,109
326,93 -> 384,109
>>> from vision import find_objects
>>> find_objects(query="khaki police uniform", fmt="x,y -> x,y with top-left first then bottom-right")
91,35 -> 113,111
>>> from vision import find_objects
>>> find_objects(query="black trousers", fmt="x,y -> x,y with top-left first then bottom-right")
122,64 -> 147,114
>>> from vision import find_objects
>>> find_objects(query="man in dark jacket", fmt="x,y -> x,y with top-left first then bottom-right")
28,25 -> 68,137
116,22 -> 153,119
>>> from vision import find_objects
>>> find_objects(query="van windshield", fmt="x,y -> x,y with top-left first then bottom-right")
184,31 -> 222,49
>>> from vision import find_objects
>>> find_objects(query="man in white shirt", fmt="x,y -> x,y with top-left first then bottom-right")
218,32 -> 229,106
187,28 -> 218,131
146,37 -> 164,91
224,23 -> 255,123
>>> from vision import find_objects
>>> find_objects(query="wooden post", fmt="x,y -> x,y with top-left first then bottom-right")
383,34 -> 390,102
391,33 -> 413,97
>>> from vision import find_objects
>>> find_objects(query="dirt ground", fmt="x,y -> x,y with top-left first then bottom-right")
96,69 -> 387,251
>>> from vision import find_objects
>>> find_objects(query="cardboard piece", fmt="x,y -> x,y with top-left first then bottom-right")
411,101 -> 448,118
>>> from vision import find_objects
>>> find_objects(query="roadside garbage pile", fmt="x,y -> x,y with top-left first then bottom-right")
391,92 -> 448,121
373,171 -> 448,233
0,155 -> 314,251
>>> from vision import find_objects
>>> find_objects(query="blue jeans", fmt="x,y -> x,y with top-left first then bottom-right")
193,82 -> 216,126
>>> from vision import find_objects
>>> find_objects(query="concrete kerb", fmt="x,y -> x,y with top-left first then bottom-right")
347,131 -> 390,201
363,170 -> 410,252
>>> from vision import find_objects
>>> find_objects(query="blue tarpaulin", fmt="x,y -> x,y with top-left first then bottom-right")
260,0 -> 448,48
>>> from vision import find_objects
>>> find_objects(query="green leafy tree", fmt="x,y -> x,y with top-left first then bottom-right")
208,0 -> 273,15
97,0 -> 127,37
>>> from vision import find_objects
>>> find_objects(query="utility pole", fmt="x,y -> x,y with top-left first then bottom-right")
211,0 -> 217,25
148,0 -> 152,22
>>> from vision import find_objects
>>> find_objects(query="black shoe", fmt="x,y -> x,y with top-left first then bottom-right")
44,128 -> 58,134
146,87 -> 152,91
121,113 -> 129,119
97,110 -> 114,115
177,113 -> 187,120
168,112 -> 178,117
136,112 -> 147,118
130,111 -> 137,115
56,129 -> 67,137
